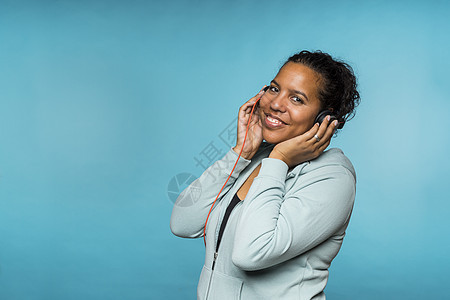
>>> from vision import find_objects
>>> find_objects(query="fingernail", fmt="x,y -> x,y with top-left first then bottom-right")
333,120 -> 338,126
326,115 -> 330,121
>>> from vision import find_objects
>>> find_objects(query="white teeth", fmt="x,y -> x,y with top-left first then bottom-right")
267,116 -> 282,124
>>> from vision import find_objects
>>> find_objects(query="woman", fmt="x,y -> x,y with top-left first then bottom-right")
170,50 -> 360,300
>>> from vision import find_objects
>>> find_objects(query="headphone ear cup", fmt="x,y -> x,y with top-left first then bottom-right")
336,119 -> 345,129
314,110 -> 332,125
315,110 -> 343,128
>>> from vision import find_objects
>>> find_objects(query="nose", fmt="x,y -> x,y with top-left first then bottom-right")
269,92 -> 287,113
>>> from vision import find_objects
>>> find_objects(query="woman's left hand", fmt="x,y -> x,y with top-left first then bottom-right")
269,116 -> 338,168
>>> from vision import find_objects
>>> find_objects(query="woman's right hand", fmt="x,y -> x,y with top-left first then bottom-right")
232,86 -> 267,160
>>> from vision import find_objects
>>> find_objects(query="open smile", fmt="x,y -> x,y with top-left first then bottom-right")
264,113 -> 287,128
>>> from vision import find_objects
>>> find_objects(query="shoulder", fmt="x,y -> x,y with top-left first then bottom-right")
286,148 -> 357,208
299,148 -> 357,183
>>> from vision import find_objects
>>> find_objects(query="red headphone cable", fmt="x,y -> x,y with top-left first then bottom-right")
202,97 -> 261,246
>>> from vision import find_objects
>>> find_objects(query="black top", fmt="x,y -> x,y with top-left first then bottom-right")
215,193 -> 241,253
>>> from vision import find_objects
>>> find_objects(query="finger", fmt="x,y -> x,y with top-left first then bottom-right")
240,97 -> 259,112
255,85 -> 267,97
245,86 -> 267,104
238,86 -> 266,125
242,99 -> 258,110
317,138 -> 331,154
314,115 -> 331,142
321,119 -> 338,142
238,104 -> 251,123
239,105 -> 260,127
247,110 -> 260,127
302,122 -> 320,143
242,98 -> 261,113
243,103 -> 259,117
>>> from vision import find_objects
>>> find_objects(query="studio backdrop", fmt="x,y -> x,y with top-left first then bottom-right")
0,0 -> 449,299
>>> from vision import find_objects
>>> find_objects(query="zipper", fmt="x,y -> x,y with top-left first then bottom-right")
205,251 -> 218,299
205,193 -> 233,299
205,203 -> 223,300
204,174 -> 245,299
211,251 -> 218,270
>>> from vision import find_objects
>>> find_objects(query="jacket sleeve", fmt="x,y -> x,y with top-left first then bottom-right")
170,147 -> 252,238
231,157 -> 356,271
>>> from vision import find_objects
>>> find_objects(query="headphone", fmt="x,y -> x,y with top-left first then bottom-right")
202,85 -> 344,246
314,110 -> 345,129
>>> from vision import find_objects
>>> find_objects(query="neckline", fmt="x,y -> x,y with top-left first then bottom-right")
234,192 -> 242,202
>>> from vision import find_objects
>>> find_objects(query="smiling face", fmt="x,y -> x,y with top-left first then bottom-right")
259,62 -> 323,144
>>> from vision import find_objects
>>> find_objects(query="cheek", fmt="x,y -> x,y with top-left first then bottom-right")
259,96 -> 269,107
290,109 -> 317,129
258,98 -> 269,114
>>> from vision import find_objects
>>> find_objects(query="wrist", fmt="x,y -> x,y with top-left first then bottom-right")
268,152 -> 283,160
269,151 -> 289,166
233,146 -> 253,160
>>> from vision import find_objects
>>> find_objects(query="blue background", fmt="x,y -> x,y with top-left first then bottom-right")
1,0 -> 449,299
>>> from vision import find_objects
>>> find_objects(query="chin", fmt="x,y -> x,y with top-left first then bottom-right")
262,132 -> 284,145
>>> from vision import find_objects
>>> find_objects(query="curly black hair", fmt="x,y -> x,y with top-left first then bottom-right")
283,50 -> 360,131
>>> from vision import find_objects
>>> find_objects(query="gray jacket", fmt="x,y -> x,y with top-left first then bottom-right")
170,141 -> 356,299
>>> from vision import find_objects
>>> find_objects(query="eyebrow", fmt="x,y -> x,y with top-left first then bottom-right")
271,80 -> 309,102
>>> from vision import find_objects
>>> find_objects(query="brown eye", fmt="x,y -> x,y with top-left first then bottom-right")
291,96 -> 304,104
269,86 -> 278,93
